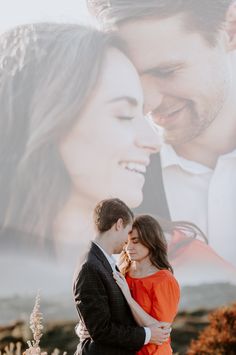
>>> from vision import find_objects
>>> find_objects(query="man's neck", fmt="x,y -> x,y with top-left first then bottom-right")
94,235 -> 114,256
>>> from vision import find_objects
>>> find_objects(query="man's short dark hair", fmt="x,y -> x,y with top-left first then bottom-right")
87,0 -> 233,45
93,198 -> 134,232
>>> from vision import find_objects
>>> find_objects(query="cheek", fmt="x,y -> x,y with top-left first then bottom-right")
59,139 -> 84,177
141,78 -> 158,102
60,137 -> 109,185
141,246 -> 150,257
162,75 -> 197,99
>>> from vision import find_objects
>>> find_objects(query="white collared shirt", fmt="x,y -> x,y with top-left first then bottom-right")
160,144 -> 236,266
93,242 -> 151,344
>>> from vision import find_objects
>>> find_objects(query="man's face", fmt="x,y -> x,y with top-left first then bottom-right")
115,223 -> 132,254
114,221 -> 133,254
119,14 -> 232,146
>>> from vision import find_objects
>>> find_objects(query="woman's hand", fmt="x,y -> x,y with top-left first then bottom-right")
113,271 -> 132,303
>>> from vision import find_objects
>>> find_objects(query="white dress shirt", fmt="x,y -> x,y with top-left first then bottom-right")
160,144 -> 236,266
94,242 -> 151,345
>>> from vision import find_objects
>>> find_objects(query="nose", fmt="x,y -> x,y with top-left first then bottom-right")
134,115 -> 162,154
141,76 -> 164,115
126,240 -> 132,251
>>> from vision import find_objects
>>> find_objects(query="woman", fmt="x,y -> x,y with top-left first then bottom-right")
0,23 -> 159,263
114,214 -> 180,355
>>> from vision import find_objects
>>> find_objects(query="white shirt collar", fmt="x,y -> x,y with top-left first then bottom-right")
161,144 -> 211,174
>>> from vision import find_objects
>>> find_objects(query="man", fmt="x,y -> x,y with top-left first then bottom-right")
73,198 -> 170,355
87,0 -> 236,267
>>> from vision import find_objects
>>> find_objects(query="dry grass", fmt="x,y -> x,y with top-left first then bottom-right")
0,292 -> 66,355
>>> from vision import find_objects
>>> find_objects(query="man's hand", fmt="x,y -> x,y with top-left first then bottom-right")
75,321 -> 90,341
149,322 -> 172,345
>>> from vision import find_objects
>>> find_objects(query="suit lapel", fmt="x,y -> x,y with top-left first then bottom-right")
90,242 -> 114,274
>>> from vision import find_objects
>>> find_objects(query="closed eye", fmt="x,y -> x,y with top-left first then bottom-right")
149,68 -> 177,78
142,63 -> 185,79
131,238 -> 139,244
116,115 -> 135,120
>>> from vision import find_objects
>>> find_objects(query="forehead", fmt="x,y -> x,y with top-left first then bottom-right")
118,14 -> 210,73
129,228 -> 139,238
96,47 -> 143,104
126,222 -> 133,232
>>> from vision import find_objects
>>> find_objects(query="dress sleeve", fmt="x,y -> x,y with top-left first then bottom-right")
151,275 -> 180,323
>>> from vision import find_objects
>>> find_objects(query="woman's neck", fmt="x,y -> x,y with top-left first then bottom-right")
130,257 -> 158,277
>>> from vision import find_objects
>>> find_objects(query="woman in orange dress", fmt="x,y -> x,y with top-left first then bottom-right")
114,214 -> 180,355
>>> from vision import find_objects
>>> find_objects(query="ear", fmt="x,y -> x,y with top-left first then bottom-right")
116,218 -> 124,231
225,1 -> 236,50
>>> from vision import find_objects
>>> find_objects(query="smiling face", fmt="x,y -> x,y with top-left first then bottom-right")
60,48 -> 158,208
119,14 -> 232,145
125,228 -> 150,262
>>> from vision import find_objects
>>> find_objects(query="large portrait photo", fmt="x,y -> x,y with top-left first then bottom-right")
1,1 -> 236,354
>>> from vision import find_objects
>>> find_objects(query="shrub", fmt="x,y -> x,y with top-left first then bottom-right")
187,303 -> 236,354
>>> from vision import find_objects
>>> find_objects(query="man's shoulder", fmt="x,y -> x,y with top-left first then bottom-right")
73,258 -> 101,289
76,254 -> 98,273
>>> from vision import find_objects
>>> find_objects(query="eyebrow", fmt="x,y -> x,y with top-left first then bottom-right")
130,237 -> 139,241
107,96 -> 139,106
140,61 -> 186,75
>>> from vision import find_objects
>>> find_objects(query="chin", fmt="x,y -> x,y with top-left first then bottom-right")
117,190 -> 143,209
114,246 -> 123,254
165,130 -> 195,145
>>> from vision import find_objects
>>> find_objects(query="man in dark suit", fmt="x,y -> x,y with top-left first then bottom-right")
73,198 -> 170,355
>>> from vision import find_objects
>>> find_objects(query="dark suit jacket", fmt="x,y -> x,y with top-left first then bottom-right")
134,152 -> 171,219
73,242 -> 145,355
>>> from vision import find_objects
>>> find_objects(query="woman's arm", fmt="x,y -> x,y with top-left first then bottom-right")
113,272 -> 170,328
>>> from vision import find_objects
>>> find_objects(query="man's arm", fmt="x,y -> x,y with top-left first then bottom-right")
73,263 -> 145,351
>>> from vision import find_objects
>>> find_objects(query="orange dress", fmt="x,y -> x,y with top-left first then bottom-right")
126,270 -> 180,355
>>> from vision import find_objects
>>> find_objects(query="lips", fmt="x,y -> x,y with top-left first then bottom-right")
119,160 -> 149,175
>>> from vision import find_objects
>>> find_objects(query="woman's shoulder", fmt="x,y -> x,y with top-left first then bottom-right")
152,269 -> 180,290
153,269 -> 177,282
128,269 -> 178,286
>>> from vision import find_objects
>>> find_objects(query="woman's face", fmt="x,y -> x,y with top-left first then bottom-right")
125,228 -> 150,262
60,48 -> 159,208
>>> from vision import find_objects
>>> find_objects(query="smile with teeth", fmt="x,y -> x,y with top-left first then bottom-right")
119,162 -> 147,174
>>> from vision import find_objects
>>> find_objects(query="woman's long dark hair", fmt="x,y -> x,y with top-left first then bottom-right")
0,23 -> 123,253
119,214 -> 207,275
120,214 -> 174,274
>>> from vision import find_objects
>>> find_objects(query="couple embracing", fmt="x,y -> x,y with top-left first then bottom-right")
73,198 -> 180,355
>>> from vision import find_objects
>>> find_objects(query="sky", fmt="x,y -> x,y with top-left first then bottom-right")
0,0 -> 96,33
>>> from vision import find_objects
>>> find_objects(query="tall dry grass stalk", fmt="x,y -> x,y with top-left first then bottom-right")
24,291 -> 46,355
0,292 -> 66,355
